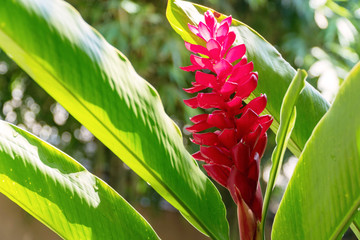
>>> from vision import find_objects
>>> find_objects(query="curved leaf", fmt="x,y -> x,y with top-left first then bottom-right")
0,120 -> 159,239
0,0 -> 229,239
261,69 -> 306,238
272,62 -> 360,239
166,0 -> 330,157
350,211 -> 360,239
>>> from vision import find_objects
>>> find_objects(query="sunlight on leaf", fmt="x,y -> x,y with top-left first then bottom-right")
0,0 -> 229,239
272,62 -> 360,240
0,120 -> 159,239
261,69 -> 306,239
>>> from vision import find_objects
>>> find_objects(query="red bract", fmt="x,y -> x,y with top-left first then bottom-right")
181,10 -> 273,240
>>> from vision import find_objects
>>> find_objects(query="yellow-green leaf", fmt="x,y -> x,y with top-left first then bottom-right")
261,69 -> 306,238
0,0 -> 229,239
272,62 -> 360,239
0,120 -> 159,239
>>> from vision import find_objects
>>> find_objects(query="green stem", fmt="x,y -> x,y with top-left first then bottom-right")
260,69 -> 306,240
260,162 -> 278,240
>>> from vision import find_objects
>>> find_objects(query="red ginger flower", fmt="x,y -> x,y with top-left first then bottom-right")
181,10 -> 273,240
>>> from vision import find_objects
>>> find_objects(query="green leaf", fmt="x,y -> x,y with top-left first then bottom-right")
351,129 -> 360,239
261,69 -> 306,238
0,0 -> 229,239
166,0 -> 330,157
0,120 -> 159,239
350,220 -> 360,240
272,62 -> 360,239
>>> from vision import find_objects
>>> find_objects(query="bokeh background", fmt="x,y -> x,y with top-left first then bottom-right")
0,0 -> 359,239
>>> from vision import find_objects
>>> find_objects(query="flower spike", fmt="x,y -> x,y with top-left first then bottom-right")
180,10 -> 273,240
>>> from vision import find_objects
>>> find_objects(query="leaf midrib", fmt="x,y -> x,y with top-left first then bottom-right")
0,28 -> 217,239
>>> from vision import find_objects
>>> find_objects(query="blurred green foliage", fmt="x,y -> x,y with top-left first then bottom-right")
0,0 -> 359,239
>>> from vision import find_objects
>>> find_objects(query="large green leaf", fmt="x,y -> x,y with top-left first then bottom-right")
0,0 -> 229,239
261,69 -> 306,238
0,120 -> 159,239
166,0 -> 330,157
272,62 -> 360,239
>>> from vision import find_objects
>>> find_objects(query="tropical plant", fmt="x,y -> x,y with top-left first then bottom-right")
0,0 -> 359,240
178,10 -> 273,239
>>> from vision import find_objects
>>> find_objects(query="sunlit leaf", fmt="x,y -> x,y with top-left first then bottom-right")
0,120 -> 159,239
0,0 -> 229,239
261,69 -> 306,237
272,62 -> 360,239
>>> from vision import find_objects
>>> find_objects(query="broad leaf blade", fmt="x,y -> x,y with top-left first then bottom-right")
0,120 -> 159,239
272,62 -> 360,239
0,0 -> 229,239
261,69 -> 306,237
166,0 -> 330,157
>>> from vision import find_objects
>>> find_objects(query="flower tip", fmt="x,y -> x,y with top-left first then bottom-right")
184,41 -> 191,51
204,10 -> 216,26
180,65 -> 200,72
221,15 -> 233,27
268,116 -> 274,125
188,23 -> 199,36
204,10 -> 214,17
252,71 -> 259,80
183,97 -> 198,108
